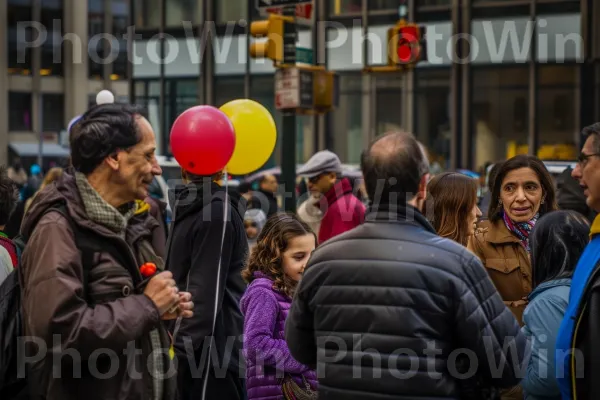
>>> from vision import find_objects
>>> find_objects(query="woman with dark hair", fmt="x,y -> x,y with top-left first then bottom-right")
425,172 -> 482,247
469,155 -> 558,324
521,211 -> 589,399
469,155 -> 558,400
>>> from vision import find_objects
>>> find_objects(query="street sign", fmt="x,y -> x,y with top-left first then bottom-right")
275,68 -> 300,110
257,0 -> 314,25
296,47 -> 313,65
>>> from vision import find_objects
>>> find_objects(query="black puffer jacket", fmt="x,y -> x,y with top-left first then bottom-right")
286,204 -> 528,400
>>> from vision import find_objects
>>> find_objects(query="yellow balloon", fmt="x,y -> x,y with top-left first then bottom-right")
220,99 -> 277,175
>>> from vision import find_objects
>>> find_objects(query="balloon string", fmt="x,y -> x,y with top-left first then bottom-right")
200,169 -> 228,400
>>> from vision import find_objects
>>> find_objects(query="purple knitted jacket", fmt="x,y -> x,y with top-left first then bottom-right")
240,271 -> 317,400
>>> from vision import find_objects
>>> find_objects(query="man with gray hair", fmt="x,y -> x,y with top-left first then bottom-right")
286,131 -> 527,399
297,150 -> 365,243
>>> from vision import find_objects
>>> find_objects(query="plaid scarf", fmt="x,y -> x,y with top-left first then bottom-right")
503,211 -> 539,253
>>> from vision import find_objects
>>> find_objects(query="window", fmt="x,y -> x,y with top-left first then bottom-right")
331,74 -> 362,163
134,80 -> 163,152
166,0 -> 199,27
216,0 -> 246,24
88,0 -> 104,78
9,92 -> 33,131
471,67 -> 529,171
419,0 -> 451,6
416,69 -> 451,171
374,74 -> 403,136
112,0 -> 129,79
42,94 -> 65,132
7,0 -> 33,74
41,0 -> 63,75
134,0 -> 160,29
537,65 -> 580,160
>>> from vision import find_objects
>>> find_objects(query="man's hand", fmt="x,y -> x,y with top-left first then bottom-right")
143,271 -> 179,316
162,292 -> 194,320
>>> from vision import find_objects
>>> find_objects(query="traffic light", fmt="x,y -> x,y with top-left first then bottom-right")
387,21 -> 426,67
249,14 -> 294,62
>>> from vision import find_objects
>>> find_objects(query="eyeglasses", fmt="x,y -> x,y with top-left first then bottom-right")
308,174 -> 324,184
577,152 -> 600,166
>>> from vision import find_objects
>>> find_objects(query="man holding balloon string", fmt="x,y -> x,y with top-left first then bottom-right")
166,99 -> 277,400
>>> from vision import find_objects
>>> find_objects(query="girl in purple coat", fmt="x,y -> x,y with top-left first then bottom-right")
240,212 -> 318,400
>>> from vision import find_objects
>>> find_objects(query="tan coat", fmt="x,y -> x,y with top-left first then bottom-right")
468,219 -> 532,326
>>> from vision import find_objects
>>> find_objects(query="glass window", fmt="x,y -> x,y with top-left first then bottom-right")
134,80 -> 163,152
331,74 -> 362,163
374,74 -> 403,136
134,0 -> 160,29
7,0 -> 33,74
41,0 -> 63,75
537,65 -> 580,160
42,94 -> 65,132
329,0 -> 399,15
88,0 -> 105,79
112,0 -> 129,79
166,0 -> 199,27
8,92 -> 33,131
419,0 -> 451,6
471,67 -> 529,171
416,69 -> 451,171
216,0 -> 246,23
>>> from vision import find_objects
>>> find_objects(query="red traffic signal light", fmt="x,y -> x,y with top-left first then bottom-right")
397,25 -> 420,63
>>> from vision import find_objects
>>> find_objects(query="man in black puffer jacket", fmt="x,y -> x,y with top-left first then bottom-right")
286,131 -> 528,400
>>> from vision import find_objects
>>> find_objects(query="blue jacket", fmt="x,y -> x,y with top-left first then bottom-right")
521,279 -> 571,400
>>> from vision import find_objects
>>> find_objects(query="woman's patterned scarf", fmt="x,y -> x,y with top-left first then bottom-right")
503,211 -> 539,253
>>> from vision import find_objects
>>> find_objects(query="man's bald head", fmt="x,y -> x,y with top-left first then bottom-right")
360,131 -> 429,203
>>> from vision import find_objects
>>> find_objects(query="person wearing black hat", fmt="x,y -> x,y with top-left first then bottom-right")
297,150 -> 365,243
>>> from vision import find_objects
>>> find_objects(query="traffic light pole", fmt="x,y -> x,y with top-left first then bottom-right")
281,5 -> 297,213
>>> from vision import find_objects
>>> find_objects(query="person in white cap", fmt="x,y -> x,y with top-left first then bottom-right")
297,150 -> 365,243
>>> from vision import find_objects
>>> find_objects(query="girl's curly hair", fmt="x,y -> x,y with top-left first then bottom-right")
242,212 -> 316,297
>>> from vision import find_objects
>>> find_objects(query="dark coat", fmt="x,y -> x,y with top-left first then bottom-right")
166,181 -> 248,400
286,203 -> 528,400
18,171 -> 176,400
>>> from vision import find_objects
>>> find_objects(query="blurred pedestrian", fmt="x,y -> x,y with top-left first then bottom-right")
7,157 -> 27,188
286,131 -> 527,399
297,192 -> 323,235
297,150 -> 365,244
249,174 -> 279,217
241,213 -> 317,400
521,210 -> 589,400
0,166 -> 19,284
556,165 -> 597,223
244,208 -> 267,251
424,171 -> 482,247
23,167 -> 63,217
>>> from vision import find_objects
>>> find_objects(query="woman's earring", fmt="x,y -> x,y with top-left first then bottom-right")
499,199 -> 503,205
541,197 -> 545,204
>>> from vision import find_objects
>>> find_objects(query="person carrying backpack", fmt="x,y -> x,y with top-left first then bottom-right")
13,104 -> 194,400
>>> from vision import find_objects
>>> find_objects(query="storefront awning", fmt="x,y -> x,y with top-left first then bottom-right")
9,142 -> 70,158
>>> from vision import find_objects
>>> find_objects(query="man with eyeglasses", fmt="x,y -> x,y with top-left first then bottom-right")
556,122 -> 600,399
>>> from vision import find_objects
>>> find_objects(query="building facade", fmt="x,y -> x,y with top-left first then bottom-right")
0,0 -> 130,167
132,0 -> 600,171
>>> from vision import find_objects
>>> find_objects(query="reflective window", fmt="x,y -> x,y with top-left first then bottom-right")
166,0 -> 199,27
42,94 -> 65,132
537,65 -> 580,160
8,92 -> 33,131
134,81 -> 163,151
416,69 -> 451,171
7,0 -> 33,74
41,0 -> 63,75
134,0 -> 160,29
331,74 -> 362,163
88,0 -> 105,79
375,74 -> 403,136
112,0 -> 129,79
217,0 -> 246,23
471,67 -> 529,171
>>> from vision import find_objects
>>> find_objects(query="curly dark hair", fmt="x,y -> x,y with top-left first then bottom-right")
0,166 -> 19,226
242,212 -> 316,297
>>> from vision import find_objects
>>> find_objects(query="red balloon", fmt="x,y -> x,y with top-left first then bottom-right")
170,106 -> 236,175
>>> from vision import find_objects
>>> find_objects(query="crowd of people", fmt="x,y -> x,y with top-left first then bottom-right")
1,103 -> 600,400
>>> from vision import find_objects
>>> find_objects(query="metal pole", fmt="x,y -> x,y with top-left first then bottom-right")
33,0 -> 43,168
244,0 -> 251,98
281,5 -> 297,212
